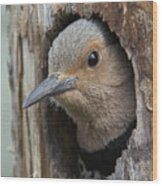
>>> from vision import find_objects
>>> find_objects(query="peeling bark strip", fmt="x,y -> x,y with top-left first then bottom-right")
8,2 -> 156,180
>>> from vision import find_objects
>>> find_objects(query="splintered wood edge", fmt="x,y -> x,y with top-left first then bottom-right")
153,1 -> 157,181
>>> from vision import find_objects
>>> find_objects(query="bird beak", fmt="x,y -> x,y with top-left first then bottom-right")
23,73 -> 77,109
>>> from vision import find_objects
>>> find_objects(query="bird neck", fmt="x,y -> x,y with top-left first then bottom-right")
75,81 -> 136,152
76,118 -> 134,153
78,120 -> 136,177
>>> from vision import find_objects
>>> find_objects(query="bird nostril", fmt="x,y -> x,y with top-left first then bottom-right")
65,77 -> 77,87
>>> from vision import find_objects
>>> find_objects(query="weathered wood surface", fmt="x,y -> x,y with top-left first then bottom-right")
8,2 -> 154,180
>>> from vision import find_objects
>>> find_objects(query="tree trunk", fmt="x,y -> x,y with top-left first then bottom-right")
8,2 -> 156,180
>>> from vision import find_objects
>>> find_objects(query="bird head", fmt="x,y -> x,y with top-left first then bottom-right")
23,19 -> 136,152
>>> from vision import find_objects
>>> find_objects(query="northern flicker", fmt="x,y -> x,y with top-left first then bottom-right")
23,19 -> 136,179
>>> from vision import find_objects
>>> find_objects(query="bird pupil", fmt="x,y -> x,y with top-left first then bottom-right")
88,51 -> 99,67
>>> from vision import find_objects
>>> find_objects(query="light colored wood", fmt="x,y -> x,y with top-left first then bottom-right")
153,1 -> 157,181
8,5 -> 79,178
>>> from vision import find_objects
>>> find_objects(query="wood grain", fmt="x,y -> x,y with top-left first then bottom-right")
8,2 -> 156,180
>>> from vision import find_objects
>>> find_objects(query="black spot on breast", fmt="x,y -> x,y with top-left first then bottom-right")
78,120 -> 136,177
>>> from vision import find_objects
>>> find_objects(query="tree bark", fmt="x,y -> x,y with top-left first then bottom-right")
8,2 -> 156,180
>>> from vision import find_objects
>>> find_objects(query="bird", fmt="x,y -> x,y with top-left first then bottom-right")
23,18 -> 136,179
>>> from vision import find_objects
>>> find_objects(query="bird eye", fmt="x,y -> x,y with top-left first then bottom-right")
88,51 -> 99,67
